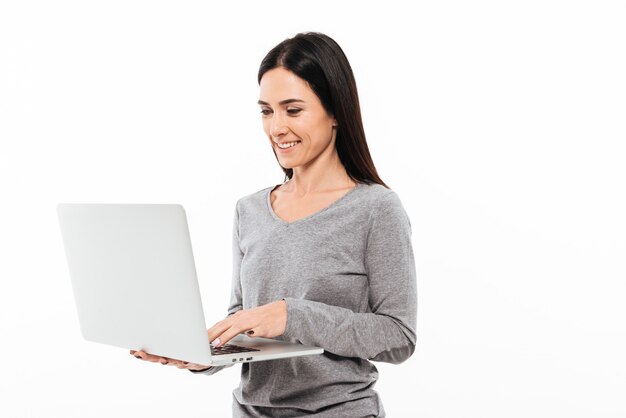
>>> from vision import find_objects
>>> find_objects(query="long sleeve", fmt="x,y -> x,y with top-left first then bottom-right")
190,202 -> 244,376
218,183 -> 416,414
227,200 -> 244,316
282,191 -> 417,364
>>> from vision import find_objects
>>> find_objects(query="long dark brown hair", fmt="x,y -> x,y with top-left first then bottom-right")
258,32 -> 389,188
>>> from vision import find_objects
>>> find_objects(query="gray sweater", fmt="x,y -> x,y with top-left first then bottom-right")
192,182 -> 417,417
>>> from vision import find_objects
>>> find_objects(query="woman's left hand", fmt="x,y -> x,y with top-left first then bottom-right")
207,300 -> 287,347
130,349 -> 211,372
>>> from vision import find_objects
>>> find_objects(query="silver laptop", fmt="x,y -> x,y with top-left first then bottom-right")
57,203 -> 323,366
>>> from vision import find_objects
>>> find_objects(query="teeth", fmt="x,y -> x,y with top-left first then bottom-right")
277,141 -> 300,149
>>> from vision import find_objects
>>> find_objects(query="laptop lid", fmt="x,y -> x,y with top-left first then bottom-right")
57,204 -> 214,365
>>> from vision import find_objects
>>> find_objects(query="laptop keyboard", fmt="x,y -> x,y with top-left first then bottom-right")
211,343 -> 260,356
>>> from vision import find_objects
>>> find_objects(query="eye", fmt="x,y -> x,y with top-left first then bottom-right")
260,108 -> 272,116
287,108 -> 302,115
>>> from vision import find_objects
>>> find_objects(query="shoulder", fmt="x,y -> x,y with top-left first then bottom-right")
358,182 -> 404,212
358,183 -> 411,229
233,185 -> 275,215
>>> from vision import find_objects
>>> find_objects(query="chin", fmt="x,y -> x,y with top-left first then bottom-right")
279,162 -> 297,169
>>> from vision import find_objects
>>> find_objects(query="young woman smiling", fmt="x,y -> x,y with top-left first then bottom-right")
131,32 -> 417,418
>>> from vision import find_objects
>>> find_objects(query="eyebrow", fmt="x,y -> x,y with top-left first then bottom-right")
257,98 -> 306,106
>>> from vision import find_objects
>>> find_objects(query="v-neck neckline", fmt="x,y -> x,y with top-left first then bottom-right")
266,182 -> 361,226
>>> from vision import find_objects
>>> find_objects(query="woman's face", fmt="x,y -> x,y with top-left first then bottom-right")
258,67 -> 337,170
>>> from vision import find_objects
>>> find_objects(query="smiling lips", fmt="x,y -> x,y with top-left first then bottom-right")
275,140 -> 301,151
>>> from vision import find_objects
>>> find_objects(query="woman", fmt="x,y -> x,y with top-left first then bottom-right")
131,32 -> 417,417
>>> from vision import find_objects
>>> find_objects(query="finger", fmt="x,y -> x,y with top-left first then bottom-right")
169,360 -> 185,367
188,363 -> 211,371
215,324 -> 249,347
207,316 -> 236,343
143,354 -> 161,363
132,350 -> 147,359
162,358 -> 186,369
184,363 -> 198,370
153,356 -> 183,367
177,361 -> 207,370
134,351 -> 164,363
158,357 -> 186,368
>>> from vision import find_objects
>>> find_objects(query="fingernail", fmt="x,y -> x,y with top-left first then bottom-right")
213,338 -> 221,347
161,360 -> 168,365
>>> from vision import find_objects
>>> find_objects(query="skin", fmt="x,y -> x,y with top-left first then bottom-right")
131,66 -> 356,372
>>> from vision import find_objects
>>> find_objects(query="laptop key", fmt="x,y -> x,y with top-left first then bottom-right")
211,344 -> 260,356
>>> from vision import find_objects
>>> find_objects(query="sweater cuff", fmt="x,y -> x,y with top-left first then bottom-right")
282,297 -> 305,342
188,366 -> 213,374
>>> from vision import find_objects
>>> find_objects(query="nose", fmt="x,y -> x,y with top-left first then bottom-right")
269,111 -> 288,139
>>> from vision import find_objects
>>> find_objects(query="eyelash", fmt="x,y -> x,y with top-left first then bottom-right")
260,108 -> 302,116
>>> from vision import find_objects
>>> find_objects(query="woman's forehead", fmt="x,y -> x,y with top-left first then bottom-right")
259,68 -> 315,102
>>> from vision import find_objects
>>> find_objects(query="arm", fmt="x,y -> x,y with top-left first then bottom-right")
282,192 -> 417,364
190,202 -> 245,375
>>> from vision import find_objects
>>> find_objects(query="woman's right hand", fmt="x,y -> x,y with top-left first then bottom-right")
130,349 -> 211,372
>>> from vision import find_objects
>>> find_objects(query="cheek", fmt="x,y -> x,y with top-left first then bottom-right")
292,116 -> 332,143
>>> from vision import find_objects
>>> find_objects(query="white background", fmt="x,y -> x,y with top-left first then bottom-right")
1,1 -> 625,417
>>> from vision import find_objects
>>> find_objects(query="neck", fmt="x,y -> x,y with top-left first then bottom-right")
285,147 -> 355,196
